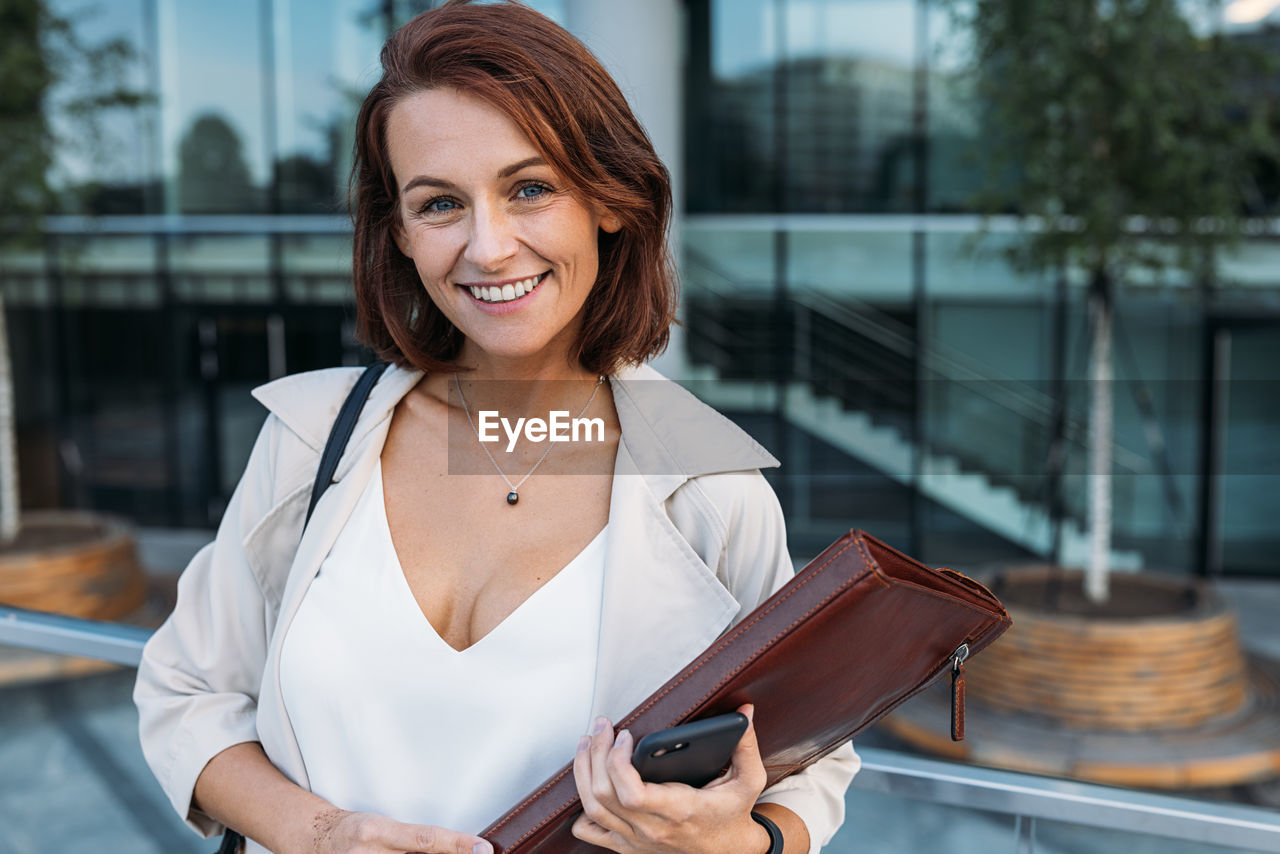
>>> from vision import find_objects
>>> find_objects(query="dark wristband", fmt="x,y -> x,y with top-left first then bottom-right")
751,810 -> 784,854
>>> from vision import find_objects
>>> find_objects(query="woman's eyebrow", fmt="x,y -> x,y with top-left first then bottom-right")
402,156 -> 550,196
497,156 -> 547,178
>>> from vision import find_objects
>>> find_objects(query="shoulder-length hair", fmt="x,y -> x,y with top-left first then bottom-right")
351,0 -> 676,375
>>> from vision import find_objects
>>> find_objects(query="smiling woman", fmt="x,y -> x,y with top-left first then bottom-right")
386,87 -> 621,365
351,4 -> 676,377
133,3 -> 858,854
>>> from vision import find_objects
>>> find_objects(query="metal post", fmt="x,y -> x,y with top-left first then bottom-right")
262,0 -> 289,381
1195,267 -> 1222,579
1198,326 -> 1230,578
44,234 -> 81,509
154,232 -> 184,525
771,0 -> 791,517
1014,814 -> 1037,854
908,0 -> 931,559
198,316 -> 223,523
1047,265 -> 1068,564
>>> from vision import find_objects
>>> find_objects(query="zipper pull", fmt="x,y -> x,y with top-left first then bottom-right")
951,643 -> 970,742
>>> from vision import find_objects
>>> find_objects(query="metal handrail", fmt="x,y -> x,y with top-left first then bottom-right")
852,747 -> 1280,851
2,602 -> 1279,851
0,604 -> 149,666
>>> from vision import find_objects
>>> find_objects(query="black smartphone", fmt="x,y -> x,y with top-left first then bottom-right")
630,712 -> 749,788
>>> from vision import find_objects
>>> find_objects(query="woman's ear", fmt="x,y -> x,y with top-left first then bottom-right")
599,211 -> 622,234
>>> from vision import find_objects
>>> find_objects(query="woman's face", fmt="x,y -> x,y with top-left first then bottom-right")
387,87 -> 619,369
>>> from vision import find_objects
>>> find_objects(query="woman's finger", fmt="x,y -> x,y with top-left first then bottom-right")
573,728 -> 630,835
604,728 -> 649,811
377,817 -> 492,854
571,813 -> 620,849
708,704 -> 768,796
587,716 -> 622,808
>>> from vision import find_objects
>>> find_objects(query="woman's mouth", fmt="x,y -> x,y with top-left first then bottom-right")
461,271 -> 549,305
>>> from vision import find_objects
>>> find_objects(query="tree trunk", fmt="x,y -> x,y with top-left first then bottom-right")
0,289 -> 18,544
1086,271 -> 1113,603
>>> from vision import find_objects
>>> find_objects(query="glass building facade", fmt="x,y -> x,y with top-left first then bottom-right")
5,0 -> 1280,577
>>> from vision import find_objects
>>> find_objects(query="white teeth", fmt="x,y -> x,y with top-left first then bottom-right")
466,274 -> 544,303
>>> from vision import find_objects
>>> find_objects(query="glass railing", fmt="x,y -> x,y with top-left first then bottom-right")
3,602 -> 1279,854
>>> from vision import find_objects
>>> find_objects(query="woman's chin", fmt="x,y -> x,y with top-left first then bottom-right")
458,336 -> 572,368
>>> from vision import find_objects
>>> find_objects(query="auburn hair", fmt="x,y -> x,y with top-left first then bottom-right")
350,0 -> 676,375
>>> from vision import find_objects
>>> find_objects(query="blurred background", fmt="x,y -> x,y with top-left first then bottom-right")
3,1 -> 1280,852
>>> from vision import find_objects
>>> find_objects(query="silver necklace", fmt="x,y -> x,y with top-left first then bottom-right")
454,373 -> 605,505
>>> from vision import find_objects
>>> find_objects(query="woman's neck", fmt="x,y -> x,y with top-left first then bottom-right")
445,345 -> 605,418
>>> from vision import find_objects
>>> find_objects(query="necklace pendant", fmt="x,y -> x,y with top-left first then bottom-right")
506,491 -> 519,505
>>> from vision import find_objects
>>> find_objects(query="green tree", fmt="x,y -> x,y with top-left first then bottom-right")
948,0 -> 1277,602
178,113 -> 259,213
0,0 -> 149,543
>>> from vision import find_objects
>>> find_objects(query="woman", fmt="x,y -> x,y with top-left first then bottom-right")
135,2 -> 859,853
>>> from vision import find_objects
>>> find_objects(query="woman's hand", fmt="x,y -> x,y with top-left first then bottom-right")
570,704 -> 774,854
310,807 -> 493,854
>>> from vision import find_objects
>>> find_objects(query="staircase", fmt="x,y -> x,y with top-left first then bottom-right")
682,252 -> 1146,570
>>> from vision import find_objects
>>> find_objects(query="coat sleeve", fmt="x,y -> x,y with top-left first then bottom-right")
133,414 -> 295,837
677,469 -> 861,854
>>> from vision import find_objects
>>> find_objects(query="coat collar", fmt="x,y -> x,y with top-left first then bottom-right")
248,361 -> 781,784
250,361 -> 779,500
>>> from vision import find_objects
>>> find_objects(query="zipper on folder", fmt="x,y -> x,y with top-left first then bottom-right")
950,643 -> 970,741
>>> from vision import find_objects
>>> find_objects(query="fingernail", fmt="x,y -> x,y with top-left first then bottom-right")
592,716 -> 609,734
615,729 -> 632,750
745,704 -> 755,723
473,843 -> 492,854
577,735 -> 590,752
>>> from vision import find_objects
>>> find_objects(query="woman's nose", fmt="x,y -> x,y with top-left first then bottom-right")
463,205 -> 519,272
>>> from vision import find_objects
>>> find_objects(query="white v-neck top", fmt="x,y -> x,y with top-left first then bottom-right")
279,462 -> 607,834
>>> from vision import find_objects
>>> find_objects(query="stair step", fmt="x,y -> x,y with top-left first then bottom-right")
688,375 -> 1144,569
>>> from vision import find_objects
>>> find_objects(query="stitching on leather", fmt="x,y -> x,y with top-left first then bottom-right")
484,765 -> 575,837
885,576 -> 1009,618
853,537 -> 894,591
854,537 -> 1008,620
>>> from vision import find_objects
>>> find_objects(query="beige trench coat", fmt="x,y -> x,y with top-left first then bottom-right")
134,362 -> 859,854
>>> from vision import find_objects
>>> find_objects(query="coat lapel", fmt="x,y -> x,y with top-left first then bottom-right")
588,439 -> 741,723
587,366 -> 779,722
252,365 -> 421,788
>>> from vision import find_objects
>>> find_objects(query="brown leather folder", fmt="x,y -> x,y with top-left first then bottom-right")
480,530 -> 1012,853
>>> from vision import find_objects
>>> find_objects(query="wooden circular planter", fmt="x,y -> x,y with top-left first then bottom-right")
969,567 -> 1249,731
0,510 -> 153,685
882,565 -> 1280,789
0,510 -> 148,620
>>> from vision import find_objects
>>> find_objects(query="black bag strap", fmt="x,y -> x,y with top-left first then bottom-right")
216,829 -> 243,854
306,360 -> 390,525
217,360 -> 388,854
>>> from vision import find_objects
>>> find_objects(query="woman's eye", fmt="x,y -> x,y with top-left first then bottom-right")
423,197 -> 458,213
517,183 -> 548,199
